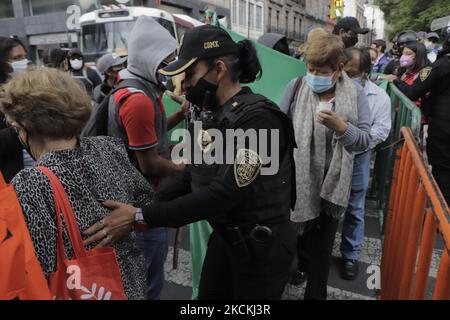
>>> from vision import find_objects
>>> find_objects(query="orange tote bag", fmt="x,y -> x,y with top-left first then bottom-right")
37,166 -> 127,300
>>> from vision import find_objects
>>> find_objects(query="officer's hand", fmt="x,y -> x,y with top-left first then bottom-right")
380,74 -> 398,83
83,200 -> 137,248
316,110 -> 348,135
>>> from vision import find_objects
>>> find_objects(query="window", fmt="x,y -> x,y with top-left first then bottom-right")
276,10 -> 279,30
232,0 -> 237,24
294,16 -> 297,37
239,0 -> 246,27
159,3 -> 190,15
29,0 -> 74,16
268,7 -> 272,32
299,18 -> 302,36
256,5 -> 262,30
0,0 -> 14,19
249,3 -> 255,29
285,11 -> 289,33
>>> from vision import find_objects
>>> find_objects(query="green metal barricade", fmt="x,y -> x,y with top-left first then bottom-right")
370,81 -> 422,232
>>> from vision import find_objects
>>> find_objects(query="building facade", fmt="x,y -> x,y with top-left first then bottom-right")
255,0 -> 329,44
0,0 -> 231,62
364,4 -> 388,43
230,0 -> 265,40
304,0 -> 330,36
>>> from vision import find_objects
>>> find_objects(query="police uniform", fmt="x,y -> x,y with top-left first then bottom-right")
393,51 -> 450,204
140,26 -> 298,299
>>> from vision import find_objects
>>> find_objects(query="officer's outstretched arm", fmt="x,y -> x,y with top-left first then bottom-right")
394,64 -> 437,101
154,167 -> 192,202
142,166 -> 243,228
141,111 -> 286,229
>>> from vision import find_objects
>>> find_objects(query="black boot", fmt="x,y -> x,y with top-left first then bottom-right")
289,270 -> 308,286
341,259 -> 359,281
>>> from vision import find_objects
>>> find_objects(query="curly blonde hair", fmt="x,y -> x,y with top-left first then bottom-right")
0,67 -> 91,139
298,28 -> 329,54
304,33 -> 345,70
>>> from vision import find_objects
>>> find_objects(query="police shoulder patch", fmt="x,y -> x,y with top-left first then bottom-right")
234,149 -> 262,188
420,67 -> 432,82
197,129 -> 213,153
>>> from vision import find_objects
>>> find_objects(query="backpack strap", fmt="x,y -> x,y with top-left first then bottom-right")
287,76 -> 303,120
111,79 -> 148,105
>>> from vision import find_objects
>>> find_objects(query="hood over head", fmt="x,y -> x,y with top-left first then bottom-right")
126,16 -> 178,83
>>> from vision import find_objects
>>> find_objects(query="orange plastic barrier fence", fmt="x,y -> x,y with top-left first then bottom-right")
380,127 -> 450,300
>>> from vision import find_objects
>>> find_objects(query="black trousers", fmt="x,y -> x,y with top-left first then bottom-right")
198,223 -> 297,300
432,164 -> 450,206
297,212 -> 339,300
427,124 -> 450,206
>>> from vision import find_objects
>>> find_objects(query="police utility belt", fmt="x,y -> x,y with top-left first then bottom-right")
216,220 -> 289,261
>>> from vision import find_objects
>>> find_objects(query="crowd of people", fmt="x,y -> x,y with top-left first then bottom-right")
1,14 -> 449,300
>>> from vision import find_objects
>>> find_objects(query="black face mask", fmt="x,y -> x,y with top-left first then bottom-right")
343,34 -> 358,48
16,126 -> 37,161
186,76 -> 218,109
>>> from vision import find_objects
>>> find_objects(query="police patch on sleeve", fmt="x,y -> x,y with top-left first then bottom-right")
234,149 -> 262,188
420,67 -> 432,82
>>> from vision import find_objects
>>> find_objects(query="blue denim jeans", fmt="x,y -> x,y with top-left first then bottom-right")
135,227 -> 168,300
340,150 -> 372,261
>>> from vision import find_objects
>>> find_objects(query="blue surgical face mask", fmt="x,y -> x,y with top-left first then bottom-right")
305,72 -> 335,93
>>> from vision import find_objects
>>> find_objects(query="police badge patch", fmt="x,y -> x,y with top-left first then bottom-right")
420,67 -> 432,82
197,129 -> 213,152
234,149 -> 262,188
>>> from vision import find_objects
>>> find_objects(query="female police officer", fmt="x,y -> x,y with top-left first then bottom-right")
83,25 -> 298,300
385,25 -> 450,205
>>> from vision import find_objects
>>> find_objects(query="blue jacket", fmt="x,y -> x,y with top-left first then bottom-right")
372,54 -> 390,73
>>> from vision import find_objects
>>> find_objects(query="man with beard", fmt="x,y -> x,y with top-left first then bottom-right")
332,17 -> 369,49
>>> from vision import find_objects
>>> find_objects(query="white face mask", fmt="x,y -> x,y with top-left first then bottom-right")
70,59 -> 83,70
10,59 -> 29,76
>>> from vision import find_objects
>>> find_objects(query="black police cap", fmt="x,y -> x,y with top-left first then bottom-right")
159,25 -> 239,77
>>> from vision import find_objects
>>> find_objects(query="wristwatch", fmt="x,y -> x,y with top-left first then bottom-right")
133,208 -> 148,232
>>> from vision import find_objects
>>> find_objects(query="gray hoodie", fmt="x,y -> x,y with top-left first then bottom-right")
123,15 -> 178,86
110,16 -> 178,163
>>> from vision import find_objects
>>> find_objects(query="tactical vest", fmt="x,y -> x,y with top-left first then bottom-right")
107,78 -> 171,165
188,93 -> 297,228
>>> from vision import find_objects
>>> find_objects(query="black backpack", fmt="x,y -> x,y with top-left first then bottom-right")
81,79 -> 146,137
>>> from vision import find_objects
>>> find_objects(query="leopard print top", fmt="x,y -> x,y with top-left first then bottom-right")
12,136 -> 153,300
